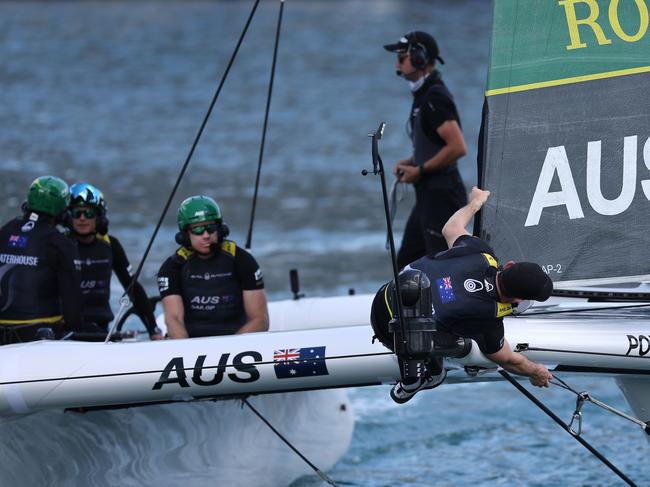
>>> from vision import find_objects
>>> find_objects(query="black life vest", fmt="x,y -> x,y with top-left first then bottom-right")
0,217 -> 65,323
176,240 -> 245,337
411,74 -> 459,175
410,251 -> 513,326
77,234 -> 113,325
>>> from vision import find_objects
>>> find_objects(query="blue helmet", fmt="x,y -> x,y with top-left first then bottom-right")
69,182 -> 106,213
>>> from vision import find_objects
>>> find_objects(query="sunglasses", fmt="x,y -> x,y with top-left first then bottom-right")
188,223 -> 218,236
397,53 -> 409,64
71,208 -> 97,219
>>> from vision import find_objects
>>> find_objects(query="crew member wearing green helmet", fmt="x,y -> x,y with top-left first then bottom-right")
68,182 -> 162,340
157,196 -> 268,338
0,176 -> 84,344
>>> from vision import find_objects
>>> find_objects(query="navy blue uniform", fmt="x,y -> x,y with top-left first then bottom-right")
157,241 -> 263,337
397,71 -> 467,268
407,235 -> 512,354
0,215 -> 83,344
76,233 -> 157,335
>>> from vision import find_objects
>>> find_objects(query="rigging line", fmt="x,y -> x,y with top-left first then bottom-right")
0,350 -> 394,386
550,375 -> 650,435
242,397 -> 339,486
107,0 -> 262,342
245,0 -> 285,249
498,370 -> 638,487
522,303 -> 650,317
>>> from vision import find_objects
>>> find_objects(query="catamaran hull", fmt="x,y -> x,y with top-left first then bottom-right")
1,294 -> 650,416
0,389 -> 353,487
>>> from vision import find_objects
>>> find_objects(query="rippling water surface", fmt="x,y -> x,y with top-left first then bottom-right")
1,1 -> 647,486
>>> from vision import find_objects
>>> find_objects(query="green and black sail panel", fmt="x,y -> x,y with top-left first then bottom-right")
479,0 -> 650,286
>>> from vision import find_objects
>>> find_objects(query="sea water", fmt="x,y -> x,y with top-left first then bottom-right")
0,1 -> 646,485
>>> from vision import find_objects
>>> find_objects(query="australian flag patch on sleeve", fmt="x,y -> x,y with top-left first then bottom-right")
273,346 -> 328,379
436,276 -> 456,303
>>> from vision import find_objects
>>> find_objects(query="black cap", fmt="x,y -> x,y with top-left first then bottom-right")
383,31 -> 444,65
499,262 -> 553,302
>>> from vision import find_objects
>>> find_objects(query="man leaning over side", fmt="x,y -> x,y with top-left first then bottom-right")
371,187 -> 554,403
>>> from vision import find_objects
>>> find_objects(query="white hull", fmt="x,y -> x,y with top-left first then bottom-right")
0,389 -> 353,487
1,294 -> 649,415
1,292 -> 649,486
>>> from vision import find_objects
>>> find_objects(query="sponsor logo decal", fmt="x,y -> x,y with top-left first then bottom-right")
273,346 -> 329,379
21,220 -> 35,232
152,351 -> 262,390
436,276 -> 456,304
188,272 -> 231,280
626,334 -> 650,356
157,277 -> 169,292
83,258 -> 110,267
254,268 -> 263,282
464,278 -> 483,293
484,279 -> 494,292
8,235 -> 28,248
0,253 -> 38,266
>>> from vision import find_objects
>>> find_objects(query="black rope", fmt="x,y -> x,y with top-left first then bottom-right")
499,370 -> 637,487
108,0 -> 261,336
245,0 -> 284,249
242,397 -> 339,486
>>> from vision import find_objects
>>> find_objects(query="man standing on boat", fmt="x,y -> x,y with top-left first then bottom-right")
0,176 -> 84,344
67,182 -> 162,340
371,187 -> 554,403
384,31 -> 468,269
157,195 -> 269,338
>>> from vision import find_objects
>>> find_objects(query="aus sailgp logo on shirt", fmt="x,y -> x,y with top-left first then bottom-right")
436,276 -> 456,304
273,347 -> 329,379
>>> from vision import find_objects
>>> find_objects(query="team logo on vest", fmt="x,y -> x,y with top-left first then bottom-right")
484,279 -> 494,292
20,220 -> 35,233
191,296 -> 221,305
464,279 -> 484,293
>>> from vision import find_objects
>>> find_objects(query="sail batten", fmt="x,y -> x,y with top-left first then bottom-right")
480,0 -> 650,286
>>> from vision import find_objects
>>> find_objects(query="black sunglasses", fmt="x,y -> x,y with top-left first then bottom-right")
71,208 -> 96,219
397,53 -> 409,64
188,223 -> 218,236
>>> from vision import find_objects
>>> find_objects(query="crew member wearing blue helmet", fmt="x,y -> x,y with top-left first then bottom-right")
68,182 -> 162,340
0,176 -> 83,344
157,196 -> 268,338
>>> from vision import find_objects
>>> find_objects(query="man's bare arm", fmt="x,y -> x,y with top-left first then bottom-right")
236,289 -> 269,334
162,295 -> 189,339
486,339 -> 552,387
441,186 -> 490,248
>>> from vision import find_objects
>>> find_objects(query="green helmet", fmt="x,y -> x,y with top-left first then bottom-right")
26,176 -> 70,217
177,195 -> 222,231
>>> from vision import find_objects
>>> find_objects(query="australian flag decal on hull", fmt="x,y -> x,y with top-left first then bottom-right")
273,347 -> 328,379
